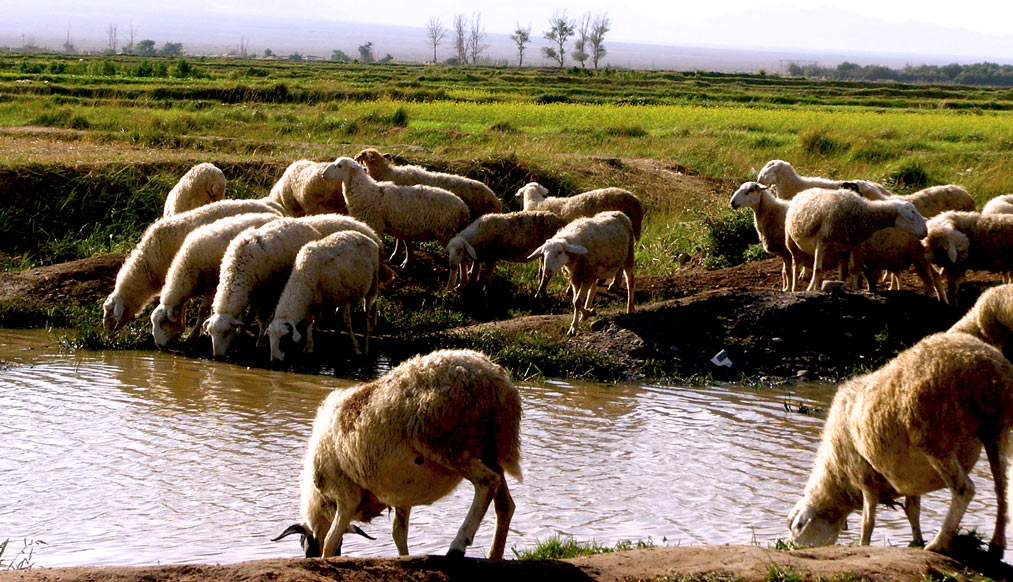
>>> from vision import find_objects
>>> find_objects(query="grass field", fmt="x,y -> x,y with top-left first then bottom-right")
2,55 -> 1012,356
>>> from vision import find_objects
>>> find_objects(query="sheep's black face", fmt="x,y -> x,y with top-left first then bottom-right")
272,523 -> 321,558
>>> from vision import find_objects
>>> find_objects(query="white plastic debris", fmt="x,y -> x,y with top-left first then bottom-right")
710,349 -> 733,367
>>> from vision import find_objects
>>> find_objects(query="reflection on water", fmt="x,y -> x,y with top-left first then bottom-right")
0,329 -> 1000,566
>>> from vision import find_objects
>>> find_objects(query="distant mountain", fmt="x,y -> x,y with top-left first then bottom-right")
4,5 -> 1012,72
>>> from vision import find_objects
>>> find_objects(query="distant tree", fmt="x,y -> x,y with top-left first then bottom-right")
288,52 -> 303,62
443,56 -> 460,66
62,29 -> 74,54
136,39 -> 157,56
542,10 -> 575,67
263,48 -> 274,57
378,53 -> 394,64
572,12 -> 590,68
159,42 -> 183,57
510,23 -> 531,67
358,41 -> 375,63
125,24 -> 136,54
589,13 -> 610,69
172,58 -> 194,78
425,17 -> 445,64
106,24 -> 118,54
453,14 -> 468,64
331,49 -> 350,62
467,12 -> 488,65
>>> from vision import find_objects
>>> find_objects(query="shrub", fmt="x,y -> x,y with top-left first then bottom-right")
489,120 -> 519,133
799,128 -> 848,156
888,159 -> 930,190
700,209 -> 760,269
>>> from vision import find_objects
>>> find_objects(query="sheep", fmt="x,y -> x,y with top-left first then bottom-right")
526,211 -> 635,335
102,198 -> 284,332
203,218 -> 326,358
515,182 -> 644,241
788,331 -> 1013,557
784,188 -> 927,292
161,163 -> 227,218
948,284 -> 1013,352
730,181 -> 795,290
266,231 -> 382,362
268,159 -> 348,217
983,194 -> 1013,216
851,227 -> 941,297
272,349 -> 522,560
445,210 -> 567,290
922,211 -> 1013,304
150,212 -> 279,347
757,160 -> 892,200
846,182 -> 975,218
321,157 -> 470,276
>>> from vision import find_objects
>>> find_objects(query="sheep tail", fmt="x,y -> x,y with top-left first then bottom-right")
491,377 -> 523,482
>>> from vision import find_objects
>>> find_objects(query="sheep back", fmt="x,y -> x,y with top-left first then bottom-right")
162,162 -> 227,218
456,210 -> 567,263
948,284 -> 1013,350
550,210 -> 635,283
983,194 -> 1013,216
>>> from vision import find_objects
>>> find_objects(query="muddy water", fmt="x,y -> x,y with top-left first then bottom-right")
0,328 -> 1001,567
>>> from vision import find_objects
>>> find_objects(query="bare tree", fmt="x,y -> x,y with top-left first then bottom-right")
425,17 -> 445,64
358,41 -> 375,63
510,23 -> 531,67
542,10 -> 574,67
467,12 -> 488,65
453,14 -> 467,65
126,23 -> 136,54
589,13 -> 610,69
572,12 -> 591,68
63,29 -> 75,54
106,24 -> 118,54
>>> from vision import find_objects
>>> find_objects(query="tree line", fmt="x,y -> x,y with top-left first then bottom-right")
788,60 -> 1013,87
426,10 -> 611,68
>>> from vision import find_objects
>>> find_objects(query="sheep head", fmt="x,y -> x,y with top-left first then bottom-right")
150,303 -> 186,348
729,182 -> 768,210
787,496 -> 848,547
204,313 -> 244,359
922,217 -> 967,266
273,521 -> 374,558
527,238 -> 588,294
756,159 -> 791,186
267,319 -> 303,363
515,182 -> 548,210
352,148 -> 393,179
888,200 -> 928,238
322,157 -> 362,182
446,236 -> 478,268
102,294 -> 131,331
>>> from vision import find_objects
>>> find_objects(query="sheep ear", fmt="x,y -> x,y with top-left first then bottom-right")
564,244 -> 589,256
526,244 -> 545,261
113,300 -> 125,322
463,240 -> 478,261
947,241 -> 958,263
164,305 -> 177,322
382,153 -> 392,161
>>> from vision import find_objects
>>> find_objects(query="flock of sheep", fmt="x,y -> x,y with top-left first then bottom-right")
95,153 -> 1013,561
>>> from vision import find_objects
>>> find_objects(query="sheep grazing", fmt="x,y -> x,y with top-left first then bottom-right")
515,182 -> 644,241
445,210 -> 567,290
268,160 -> 348,217
161,163 -> 227,218
321,157 -> 470,275
273,349 -> 522,559
788,331 -> 1013,556
948,284 -> 1013,352
267,231 -> 383,362
784,188 -> 927,292
102,198 -> 284,332
847,182 -> 975,218
203,217 -> 326,358
527,211 -> 636,335
983,194 -> 1013,216
922,211 -> 1013,304
757,160 -> 892,200
150,212 -> 279,347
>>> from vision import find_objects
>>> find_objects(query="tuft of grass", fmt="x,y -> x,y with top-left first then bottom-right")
887,159 -> 931,190
0,538 -> 45,570
765,564 -> 805,582
799,128 -> 849,157
511,535 -> 654,560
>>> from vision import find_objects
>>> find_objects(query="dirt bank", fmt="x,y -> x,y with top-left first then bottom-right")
0,545 -> 1006,582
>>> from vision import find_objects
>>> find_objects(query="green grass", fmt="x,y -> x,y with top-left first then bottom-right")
511,535 -> 655,560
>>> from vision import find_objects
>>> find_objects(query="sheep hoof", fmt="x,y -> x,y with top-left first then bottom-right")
446,548 -> 465,559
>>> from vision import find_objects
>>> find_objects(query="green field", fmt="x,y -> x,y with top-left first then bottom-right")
1,55 -> 1012,362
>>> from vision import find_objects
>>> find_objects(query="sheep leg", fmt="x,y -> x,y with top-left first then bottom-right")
860,489 -> 879,545
534,257 -> 546,297
488,478 -> 515,560
904,496 -> 923,546
567,283 -> 589,336
480,260 -> 497,290
399,241 -> 412,269
787,236 -> 802,292
806,242 -> 825,292
625,268 -> 635,314
322,506 -> 354,558
342,303 -> 361,355
387,238 -> 402,263
305,319 -> 316,353
780,259 -> 790,292
448,459 -> 501,558
924,452 -> 976,554
983,431 -> 1010,557
392,506 -> 411,556
583,283 -> 599,316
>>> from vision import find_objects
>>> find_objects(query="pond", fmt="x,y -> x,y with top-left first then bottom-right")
0,328 -> 999,567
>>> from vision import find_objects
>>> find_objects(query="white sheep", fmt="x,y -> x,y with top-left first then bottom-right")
757,160 -> 892,200
851,227 -> 941,297
515,182 -> 644,241
846,182 -> 976,218
272,349 -> 522,559
948,284 -> 1013,351
150,212 -> 279,347
983,194 -> 1013,216
203,218 -> 326,358
730,181 -> 794,290
922,211 -> 1013,304
267,231 -> 383,362
321,157 -> 470,275
268,159 -> 348,217
788,331 -> 1013,556
102,198 -> 284,331
445,210 -> 567,290
527,211 -> 636,335
161,163 -> 227,218
784,188 -> 927,292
